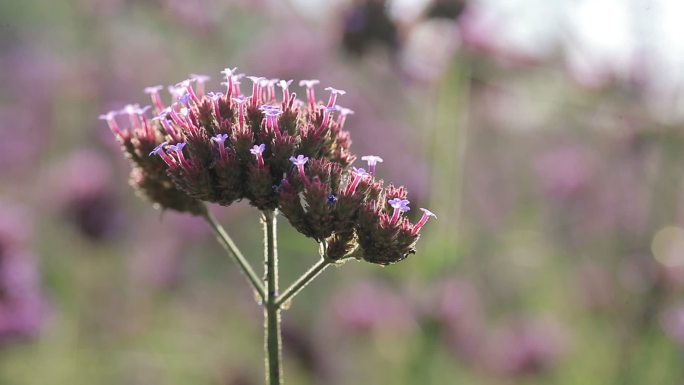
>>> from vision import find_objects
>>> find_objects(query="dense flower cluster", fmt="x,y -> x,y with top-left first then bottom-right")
101,68 -> 435,264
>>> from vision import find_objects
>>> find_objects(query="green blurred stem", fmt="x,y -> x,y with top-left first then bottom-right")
276,257 -> 331,309
202,210 -> 265,302
262,210 -> 282,385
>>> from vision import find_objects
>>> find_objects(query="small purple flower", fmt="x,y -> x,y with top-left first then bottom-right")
335,106 -> 354,127
262,107 -> 283,134
413,208 -> 436,234
290,155 -> 309,181
189,73 -> 210,83
179,93 -> 192,106
233,95 -> 248,129
144,85 -> 164,94
250,144 -> 266,156
250,144 -> 266,167
325,86 -> 346,107
319,106 -> 337,131
299,79 -> 320,88
149,141 -> 174,166
345,167 -> 370,195
144,85 -> 165,112
278,79 -> 293,90
260,78 -> 278,102
206,92 -> 223,116
278,79 -> 294,105
392,199 -> 411,212
221,67 -> 238,78
99,110 -> 122,136
327,194 -> 338,205
211,134 -> 229,145
388,198 -> 411,225
167,85 -> 186,100
166,142 -> 190,168
149,141 -> 169,157
290,154 -> 309,166
121,103 -> 140,116
247,75 -> 265,85
121,104 -> 144,129
361,155 -> 383,176
299,79 -> 320,108
176,78 -> 201,104
352,167 -> 369,178
220,67 -> 238,95
206,92 -> 223,101
232,95 -> 248,105
212,134 -> 229,159
259,104 -> 280,112
167,142 -> 186,154
247,76 -> 265,107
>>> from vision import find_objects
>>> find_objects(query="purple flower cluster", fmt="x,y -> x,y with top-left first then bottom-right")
103,67 -> 435,264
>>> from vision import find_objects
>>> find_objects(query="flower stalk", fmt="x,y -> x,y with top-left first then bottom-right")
276,246 -> 332,309
262,210 -> 282,385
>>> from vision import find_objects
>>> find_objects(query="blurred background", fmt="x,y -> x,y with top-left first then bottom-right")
2,0 -> 684,383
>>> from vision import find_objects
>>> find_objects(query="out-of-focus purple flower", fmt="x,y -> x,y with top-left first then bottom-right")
0,204 -> 46,343
535,145 -> 594,200
48,150 -> 125,241
662,305 -> 684,347
329,282 -> 416,334
573,262 -> 617,312
485,316 -> 570,378
429,279 -> 484,362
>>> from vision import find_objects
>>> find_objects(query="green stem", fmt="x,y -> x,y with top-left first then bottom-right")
276,257 -> 331,309
262,210 -> 282,385
202,211 -> 265,302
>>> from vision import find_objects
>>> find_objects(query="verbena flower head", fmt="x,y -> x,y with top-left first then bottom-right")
101,66 -> 434,264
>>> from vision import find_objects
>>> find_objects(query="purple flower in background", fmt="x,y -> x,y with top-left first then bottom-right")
49,150 -> 125,241
0,204 -> 46,343
328,282 -> 415,334
535,145 -> 593,200
430,279 -> 484,362
662,305 -> 684,347
485,317 -> 570,378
